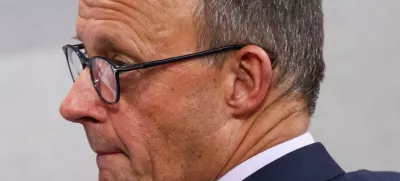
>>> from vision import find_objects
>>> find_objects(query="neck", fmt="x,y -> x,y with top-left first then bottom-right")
216,94 -> 310,179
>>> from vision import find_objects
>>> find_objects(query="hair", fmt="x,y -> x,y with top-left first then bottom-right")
195,0 -> 325,115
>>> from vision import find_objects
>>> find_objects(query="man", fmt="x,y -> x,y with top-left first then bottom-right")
59,0 -> 400,181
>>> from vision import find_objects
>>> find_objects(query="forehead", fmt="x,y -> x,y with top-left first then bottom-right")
76,0 -> 198,59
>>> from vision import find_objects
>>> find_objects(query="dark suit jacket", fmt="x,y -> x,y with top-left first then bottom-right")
244,143 -> 400,181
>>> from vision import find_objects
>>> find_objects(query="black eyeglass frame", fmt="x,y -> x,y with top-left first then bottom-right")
62,43 -> 247,104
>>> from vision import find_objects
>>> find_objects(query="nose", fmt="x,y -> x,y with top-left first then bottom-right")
60,68 -> 108,123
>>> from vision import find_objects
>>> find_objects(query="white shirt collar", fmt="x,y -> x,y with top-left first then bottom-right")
218,132 -> 315,181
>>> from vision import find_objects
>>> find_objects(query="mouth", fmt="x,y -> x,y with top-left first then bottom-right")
93,147 -> 128,168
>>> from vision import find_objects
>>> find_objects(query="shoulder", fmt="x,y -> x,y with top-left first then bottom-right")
331,170 -> 400,181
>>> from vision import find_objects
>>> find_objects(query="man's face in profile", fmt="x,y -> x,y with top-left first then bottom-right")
60,0 -> 239,180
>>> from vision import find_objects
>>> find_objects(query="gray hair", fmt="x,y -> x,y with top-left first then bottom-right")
196,0 -> 325,115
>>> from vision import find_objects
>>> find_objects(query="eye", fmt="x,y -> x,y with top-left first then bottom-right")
112,58 -> 129,67
111,54 -> 135,67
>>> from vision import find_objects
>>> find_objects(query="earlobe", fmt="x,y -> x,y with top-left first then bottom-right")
226,45 -> 273,117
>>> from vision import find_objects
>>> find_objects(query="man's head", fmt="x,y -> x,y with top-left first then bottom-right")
60,0 -> 324,180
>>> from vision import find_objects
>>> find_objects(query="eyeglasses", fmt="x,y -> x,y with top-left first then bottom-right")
62,44 -> 245,104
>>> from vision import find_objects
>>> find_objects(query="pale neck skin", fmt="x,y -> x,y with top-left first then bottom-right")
216,90 -> 310,179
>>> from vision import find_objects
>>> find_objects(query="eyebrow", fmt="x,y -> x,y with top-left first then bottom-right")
72,34 -> 143,65
72,34 -> 82,41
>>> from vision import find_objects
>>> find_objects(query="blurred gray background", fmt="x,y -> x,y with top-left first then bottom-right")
0,0 -> 399,180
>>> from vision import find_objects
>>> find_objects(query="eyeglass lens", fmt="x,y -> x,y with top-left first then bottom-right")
90,57 -> 118,103
66,48 -> 84,81
66,47 -> 118,103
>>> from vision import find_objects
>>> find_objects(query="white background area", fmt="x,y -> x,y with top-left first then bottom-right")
0,0 -> 399,180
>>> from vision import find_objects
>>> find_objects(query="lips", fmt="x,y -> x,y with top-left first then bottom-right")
95,150 -> 122,156
81,122 -> 131,168
91,144 -> 128,169
82,123 -> 129,158
92,146 -> 123,155
93,145 -> 128,168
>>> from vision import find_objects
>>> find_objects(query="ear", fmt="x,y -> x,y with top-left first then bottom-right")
225,45 -> 273,117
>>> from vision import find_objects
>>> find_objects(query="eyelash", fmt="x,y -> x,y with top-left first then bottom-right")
111,55 -> 130,66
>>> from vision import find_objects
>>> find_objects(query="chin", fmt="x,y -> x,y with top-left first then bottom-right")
98,170 -> 137,181
97,153 -> 138,181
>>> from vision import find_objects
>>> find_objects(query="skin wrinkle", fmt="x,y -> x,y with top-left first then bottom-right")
79,0 -> 197,61
84,121 -> 128,156
110,103 -> 154,179
215,111 -> 247,174
241,106 -> 306,163
82,0 -> 153,23
76,17 -> 149,64
78,0 -> 154,58
115,0 -> 183,58
221,110 -> 278,173
217,89 -> 302,176
119,107 -> 152,175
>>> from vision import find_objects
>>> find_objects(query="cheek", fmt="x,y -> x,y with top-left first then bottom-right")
135,69 -> 217,125
131,68 -> 226,148
120,65 -> 219,126
108,109 -> 155,176
111,65 -> 227,172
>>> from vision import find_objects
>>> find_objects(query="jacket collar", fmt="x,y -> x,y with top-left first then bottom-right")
244,143 -> 345,181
